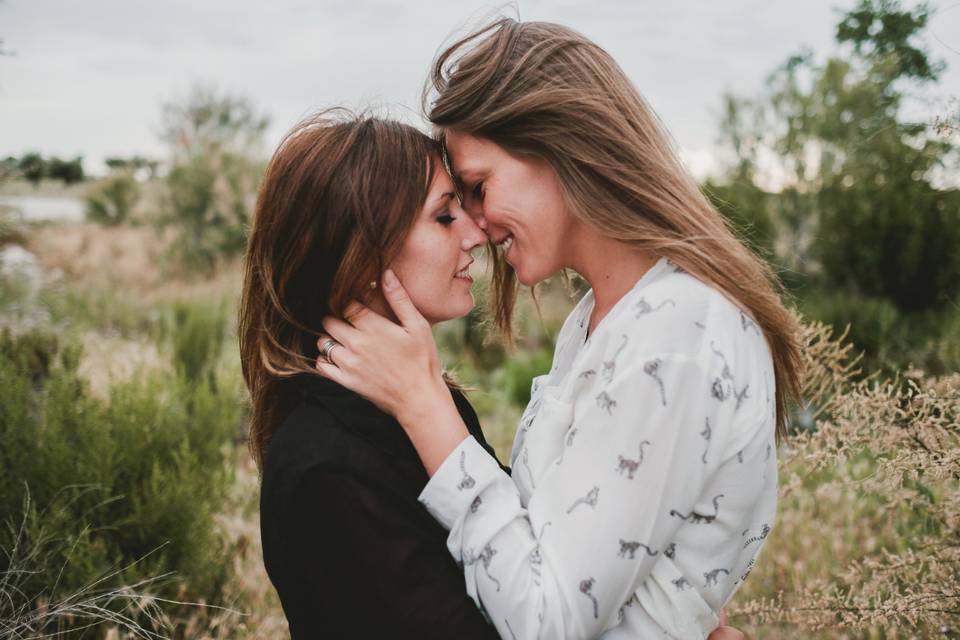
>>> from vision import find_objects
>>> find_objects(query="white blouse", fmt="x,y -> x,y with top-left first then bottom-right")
420,257 -> 778,639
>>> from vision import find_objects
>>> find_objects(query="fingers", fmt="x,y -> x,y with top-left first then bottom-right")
315,357 -> 347,385
321,315 -> 359,345
343,301 -> 374,327
719,609 -> 728,626
316,335 -> 343,365
381,269 -> 428,331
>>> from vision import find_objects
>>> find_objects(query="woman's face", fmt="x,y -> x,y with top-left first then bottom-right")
388,165 -> 486,325
444,130 -> 577,286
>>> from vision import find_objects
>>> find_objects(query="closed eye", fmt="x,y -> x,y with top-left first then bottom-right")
472,181 -> 485,201
437,212 -> 456,225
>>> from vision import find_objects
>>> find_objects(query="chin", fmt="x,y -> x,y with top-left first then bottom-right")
426,298 -> 475,325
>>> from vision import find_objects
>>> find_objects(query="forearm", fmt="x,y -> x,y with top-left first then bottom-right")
396,379 -> 471,476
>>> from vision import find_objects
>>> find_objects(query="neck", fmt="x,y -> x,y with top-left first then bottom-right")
366,295 -> 438,328
567,224 -> 659,335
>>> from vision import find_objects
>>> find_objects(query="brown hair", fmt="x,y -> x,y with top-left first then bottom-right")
425,19 -> 802,440
239,110 -> 441,470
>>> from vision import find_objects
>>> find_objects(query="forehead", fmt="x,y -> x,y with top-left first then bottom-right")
444,131 -> 501,177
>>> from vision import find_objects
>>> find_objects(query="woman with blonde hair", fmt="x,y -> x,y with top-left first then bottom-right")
315,18 -> 799,639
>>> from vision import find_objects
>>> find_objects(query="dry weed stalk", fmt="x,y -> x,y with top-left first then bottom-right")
732,319 -> 960,637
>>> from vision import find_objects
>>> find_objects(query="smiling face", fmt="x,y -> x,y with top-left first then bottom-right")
387,164 -> 486,325
444,130 -> 579,286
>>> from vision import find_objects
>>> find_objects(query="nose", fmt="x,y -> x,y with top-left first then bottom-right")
458,210 -> 487,252
460,197 -> 488,231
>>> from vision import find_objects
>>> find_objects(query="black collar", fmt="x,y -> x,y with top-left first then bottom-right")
294,374 -> 424,464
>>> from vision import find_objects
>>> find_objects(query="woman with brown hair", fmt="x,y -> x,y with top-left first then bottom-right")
314,18 -> 800,640
240,110 -> 507,638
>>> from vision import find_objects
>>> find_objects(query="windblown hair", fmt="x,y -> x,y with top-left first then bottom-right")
239,110 -> 441,471
425,19 -> 802,440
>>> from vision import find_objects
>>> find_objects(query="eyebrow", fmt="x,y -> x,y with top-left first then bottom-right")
429,192 -> 456,211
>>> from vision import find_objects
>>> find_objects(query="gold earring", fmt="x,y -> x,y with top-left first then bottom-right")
369,280 -> 378,289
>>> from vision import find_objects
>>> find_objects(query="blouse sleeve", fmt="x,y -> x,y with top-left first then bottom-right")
418,351 -> 716,640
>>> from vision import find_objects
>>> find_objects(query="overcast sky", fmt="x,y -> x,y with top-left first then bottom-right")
2,0 -> 958,178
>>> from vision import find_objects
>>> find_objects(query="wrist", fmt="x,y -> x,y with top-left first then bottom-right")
395,379 -> 470,477
395,376 -> 450,429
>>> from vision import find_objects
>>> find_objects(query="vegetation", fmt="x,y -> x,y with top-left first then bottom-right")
157,85 -> 268,274
712,0 -> 960,376
84,172 -> 140,226
0,0 -> 956,636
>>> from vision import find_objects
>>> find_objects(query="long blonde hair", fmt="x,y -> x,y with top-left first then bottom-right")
425,19 -> 801,441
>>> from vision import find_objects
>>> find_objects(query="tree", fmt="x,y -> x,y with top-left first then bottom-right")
717,0 -> 960,313
158,85 -> 268,273
46,156 -> 84,185
17,152 -> 45,187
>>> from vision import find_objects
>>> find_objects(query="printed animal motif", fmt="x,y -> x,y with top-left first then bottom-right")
634,297 -> 677,319
457,450 -> 475,490
670,494 -> 724,524
664,542 -> 677,560
615,440 -> 651,479
643,359 -> 667,406
736,449 -> 744,463
617,593 -> 640,623
765,443 -> 772,461
596,391 -> 617,415
465,544 -> 501,592
519,397 -> 543,433
555,427 -> 580,466
737,557 -> 756,584
579,369 -> 597,380
567,486 -> 599,514
672,576 -> 690,591
579,577 -> 599,619
694,321 -> 706,330
529,521 -> 552,586
710,341 -> 750,411
601,334 -> 629,382
617,539 -> 659,559
743,524 -> 771,549
522,448 -> 536,489
470,496 -> 482,514
700,417 -> 711,464
734,384 -> 751,411
703,568 -> 730,587
740,311 -> 761,335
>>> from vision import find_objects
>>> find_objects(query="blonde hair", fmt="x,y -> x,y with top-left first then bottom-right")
425,19 -> 801,440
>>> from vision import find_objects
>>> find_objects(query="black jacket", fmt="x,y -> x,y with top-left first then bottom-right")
260,376 -> 504,639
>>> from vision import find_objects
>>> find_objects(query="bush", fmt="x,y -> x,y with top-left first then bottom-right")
159,86 -> 267,274
168,297 -> 229,384
0,328 -> 243,636
84,172 -> 140,226
498,348 -> 553,407
730,320 -> 960,637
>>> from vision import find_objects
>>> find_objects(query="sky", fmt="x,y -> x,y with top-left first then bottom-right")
2,0 -> 959,178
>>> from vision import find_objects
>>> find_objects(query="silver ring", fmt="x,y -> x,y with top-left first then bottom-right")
319,338 -> 341,361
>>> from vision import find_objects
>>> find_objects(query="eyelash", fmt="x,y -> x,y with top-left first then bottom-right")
472,181 -> 485,201
437,212 -> 456,225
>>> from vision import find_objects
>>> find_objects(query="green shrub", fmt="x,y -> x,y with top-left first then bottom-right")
169,297 -> 229,383
0,328 -> 243,637
85,172 -> 140,226
498,348 -> 553,407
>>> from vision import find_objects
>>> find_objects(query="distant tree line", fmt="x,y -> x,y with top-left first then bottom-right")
1,153 -> 85,186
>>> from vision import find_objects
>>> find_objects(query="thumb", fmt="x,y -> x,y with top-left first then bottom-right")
381,269 -> 426,330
